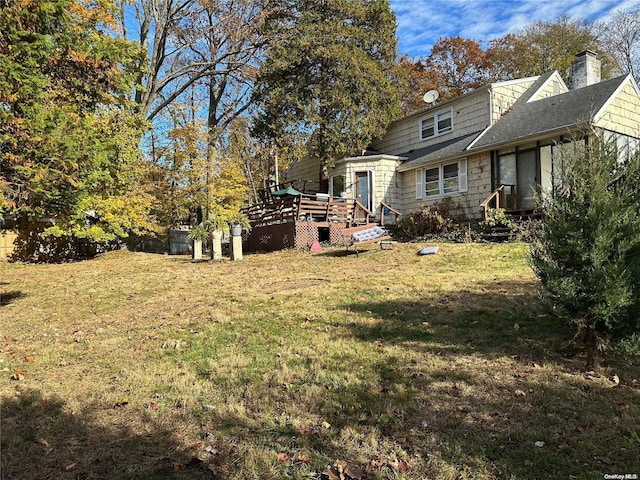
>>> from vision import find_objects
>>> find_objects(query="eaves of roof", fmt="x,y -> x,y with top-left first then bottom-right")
396,130 -> 483,172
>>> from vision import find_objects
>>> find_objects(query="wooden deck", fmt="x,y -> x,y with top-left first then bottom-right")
242,194 -> 400,252
243,194 -> 372,228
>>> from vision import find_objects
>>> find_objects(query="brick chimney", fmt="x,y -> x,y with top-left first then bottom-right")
571,50 -> 601,89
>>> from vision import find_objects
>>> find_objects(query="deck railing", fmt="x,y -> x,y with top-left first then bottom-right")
244,194 -> 354,227
243,194 -> 385,228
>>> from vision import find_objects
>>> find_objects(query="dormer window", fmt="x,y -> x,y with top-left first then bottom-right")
420,109 -> 453,140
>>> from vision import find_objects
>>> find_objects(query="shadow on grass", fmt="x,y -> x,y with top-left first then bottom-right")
195,347 -> 640,479
0,389 -> 215,480
1,290 -> 25,306
338,278 -> 568,361
181,279 -> 640,478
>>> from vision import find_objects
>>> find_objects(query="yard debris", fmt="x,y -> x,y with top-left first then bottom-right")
534,441 -> 545,447
610,374 -> 620,386
202,444 -> 219,455
9,369 -> 25,381
344,465 -> 364,479
321,460 -> 368,480
295,452 -> 311,465
323,465 -> 340,480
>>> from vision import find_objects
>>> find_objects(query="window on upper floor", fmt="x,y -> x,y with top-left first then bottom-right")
420,109 -> 453,140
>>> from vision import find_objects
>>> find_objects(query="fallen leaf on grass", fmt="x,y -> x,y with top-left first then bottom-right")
388,459 -> 410,472
344,465 -> 364,479
366,458 -> 387,473
203,445 -> 219,455
335,459 -> 348,472
323,465 -> 340,480
295,452 -> 311,465
515,389 -> 527,397
65,463 -> 76,471
534,441 -> 545,447
10,369 -> 25,381
276,452 -> 289,463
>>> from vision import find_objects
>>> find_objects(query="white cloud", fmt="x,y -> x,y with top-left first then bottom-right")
391,0 -> 634,58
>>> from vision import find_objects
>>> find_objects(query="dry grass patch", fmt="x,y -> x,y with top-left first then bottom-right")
1,243 -> 639,479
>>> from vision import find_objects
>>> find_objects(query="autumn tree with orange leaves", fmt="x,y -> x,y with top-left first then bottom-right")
399,36 -> 488,115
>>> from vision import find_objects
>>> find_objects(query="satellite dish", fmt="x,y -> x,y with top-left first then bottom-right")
423,90 -> 439,104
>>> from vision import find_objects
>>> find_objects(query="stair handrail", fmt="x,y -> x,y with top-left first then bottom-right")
379,201 -> 400,226
480,184 -> 518,219
480,185 -> 506,220
352,199 -> 372,225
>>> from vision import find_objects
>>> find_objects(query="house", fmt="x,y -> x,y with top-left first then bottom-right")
285,50 -> 640,221
245,51 -> 640,251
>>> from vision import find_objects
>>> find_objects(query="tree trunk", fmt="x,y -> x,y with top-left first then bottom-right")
584,323 -> 596,370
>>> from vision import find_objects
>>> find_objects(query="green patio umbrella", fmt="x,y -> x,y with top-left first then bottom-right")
271,186 -> 302,196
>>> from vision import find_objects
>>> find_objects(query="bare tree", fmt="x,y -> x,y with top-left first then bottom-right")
120,0 -> 266,123
596,4 -> 640,82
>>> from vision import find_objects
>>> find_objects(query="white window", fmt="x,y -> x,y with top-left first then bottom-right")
420,109 -> 453,140
415,159 -> 467,199
329,175 -> 345,197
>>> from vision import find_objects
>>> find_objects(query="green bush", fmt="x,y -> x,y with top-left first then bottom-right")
530,136 -> 640,368
615,334 -> 640,357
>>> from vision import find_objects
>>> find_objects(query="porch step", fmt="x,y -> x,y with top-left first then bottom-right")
481,227 -> 513,243
505,208 -> 542,220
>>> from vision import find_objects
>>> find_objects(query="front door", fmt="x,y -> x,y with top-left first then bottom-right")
354,171 -> 372,212
516,150 -> 537,209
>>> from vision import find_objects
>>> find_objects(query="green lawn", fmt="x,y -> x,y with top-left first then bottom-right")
1,243 -> 639,479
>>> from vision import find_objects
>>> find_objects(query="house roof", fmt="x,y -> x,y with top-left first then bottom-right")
468,74 -> 630,151
396,130 -> 484,172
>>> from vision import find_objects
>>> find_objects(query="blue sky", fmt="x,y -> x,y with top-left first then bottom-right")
390,0 -> 639,58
